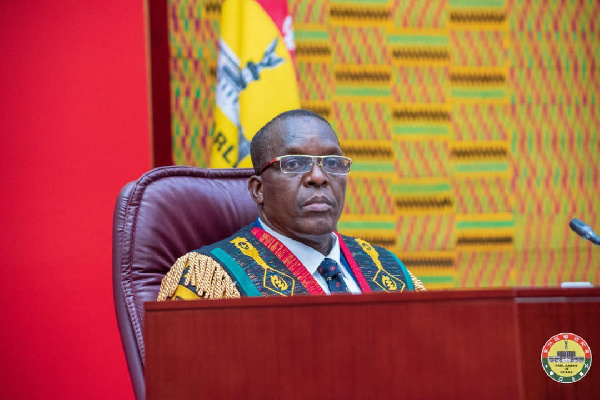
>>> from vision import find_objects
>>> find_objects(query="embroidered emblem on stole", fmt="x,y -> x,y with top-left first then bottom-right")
251,227 -> 324,295
355,238 -> 406,292
231,237 -> 296,296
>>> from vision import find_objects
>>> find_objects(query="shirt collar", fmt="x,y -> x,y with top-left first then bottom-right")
257,218 -> 341,275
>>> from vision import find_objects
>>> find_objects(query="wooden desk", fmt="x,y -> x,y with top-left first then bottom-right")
145,288 -> 599,399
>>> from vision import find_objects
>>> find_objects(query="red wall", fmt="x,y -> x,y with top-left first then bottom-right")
0,1 -> 150,398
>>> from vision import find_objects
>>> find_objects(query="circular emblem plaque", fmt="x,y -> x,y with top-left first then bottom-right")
541,333 -> 592,383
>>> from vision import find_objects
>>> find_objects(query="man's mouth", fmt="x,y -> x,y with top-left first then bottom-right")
302,196 -> 334,212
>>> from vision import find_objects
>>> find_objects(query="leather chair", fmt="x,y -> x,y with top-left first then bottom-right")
112,166 -> 257,399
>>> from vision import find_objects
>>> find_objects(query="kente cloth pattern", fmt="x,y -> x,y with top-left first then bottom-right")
165,224 -> 416,298
168,0 -> 600,288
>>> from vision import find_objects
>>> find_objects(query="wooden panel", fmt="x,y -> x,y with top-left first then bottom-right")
145,290 -> 520,399
146,289 -> 600,399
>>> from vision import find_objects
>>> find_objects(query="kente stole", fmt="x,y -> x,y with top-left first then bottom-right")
184,224 -> 414,297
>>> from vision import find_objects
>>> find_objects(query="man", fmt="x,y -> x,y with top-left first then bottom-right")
158,109 -> 424,300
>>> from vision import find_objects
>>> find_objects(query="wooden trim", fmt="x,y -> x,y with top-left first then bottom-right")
146,0 -> 173,167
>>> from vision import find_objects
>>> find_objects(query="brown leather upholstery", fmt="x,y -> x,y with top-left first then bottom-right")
112,166 -> 257,399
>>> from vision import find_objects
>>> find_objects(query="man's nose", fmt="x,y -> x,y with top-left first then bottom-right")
305,158 -> 329,187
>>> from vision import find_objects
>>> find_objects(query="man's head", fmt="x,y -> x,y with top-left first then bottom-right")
248,109 -> 349,253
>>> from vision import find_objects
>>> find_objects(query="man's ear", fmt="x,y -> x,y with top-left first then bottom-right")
248,175 -> 264,205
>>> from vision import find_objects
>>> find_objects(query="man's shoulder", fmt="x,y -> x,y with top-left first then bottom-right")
157,250 -> 241,300
338,233 -> 426,292
337,233 -> 405,270
337,233 -> 393,255
156,224 -> 256,301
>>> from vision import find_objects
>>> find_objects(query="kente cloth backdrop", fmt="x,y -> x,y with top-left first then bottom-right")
168,0 -> 600,289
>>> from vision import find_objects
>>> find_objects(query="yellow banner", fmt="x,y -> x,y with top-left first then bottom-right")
211,0 -> 300,168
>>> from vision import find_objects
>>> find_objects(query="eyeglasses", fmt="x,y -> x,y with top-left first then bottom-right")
258,155 -> 352,176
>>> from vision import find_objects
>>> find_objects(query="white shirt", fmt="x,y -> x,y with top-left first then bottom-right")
259,218 -> 361,294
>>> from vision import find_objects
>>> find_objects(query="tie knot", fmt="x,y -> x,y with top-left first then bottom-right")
317,258 -> 342,280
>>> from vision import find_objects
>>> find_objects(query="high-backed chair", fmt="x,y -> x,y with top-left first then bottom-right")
112,166 -> 257,399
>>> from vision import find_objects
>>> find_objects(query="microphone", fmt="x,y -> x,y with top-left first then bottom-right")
569,218 -> 600,245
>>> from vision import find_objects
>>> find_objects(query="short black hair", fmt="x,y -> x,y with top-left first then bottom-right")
250,109 -> 336,174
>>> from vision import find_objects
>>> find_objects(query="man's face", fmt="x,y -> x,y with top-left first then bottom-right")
252,116 -> 347,245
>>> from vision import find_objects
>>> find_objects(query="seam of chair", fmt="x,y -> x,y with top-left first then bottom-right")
120,180 -> 147,364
